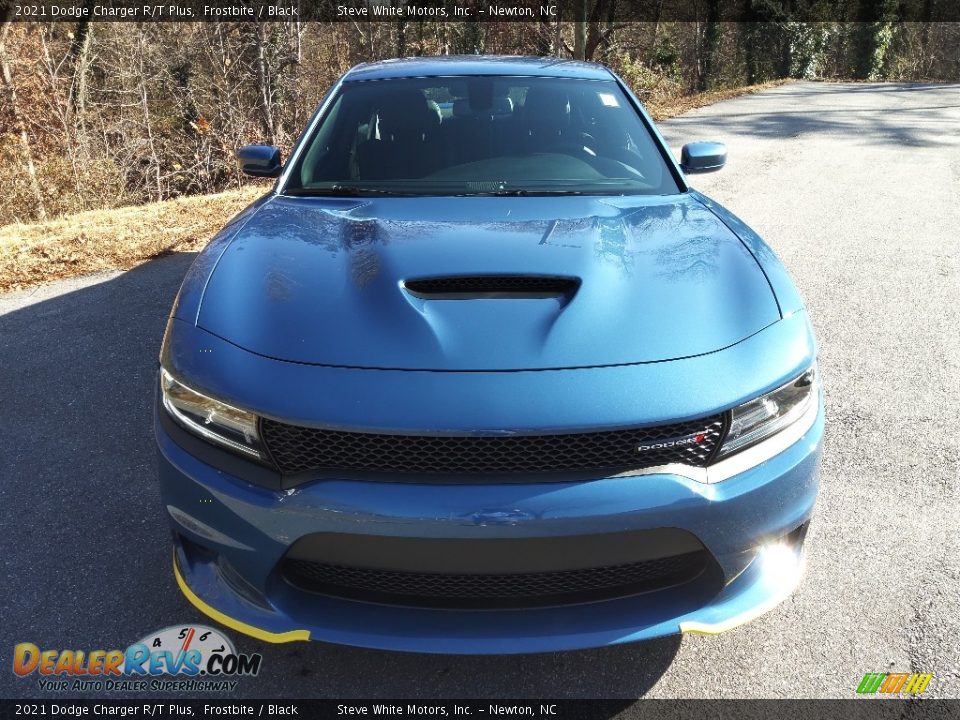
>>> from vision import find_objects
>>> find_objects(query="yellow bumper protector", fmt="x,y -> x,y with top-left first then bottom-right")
172,551 -> 310,644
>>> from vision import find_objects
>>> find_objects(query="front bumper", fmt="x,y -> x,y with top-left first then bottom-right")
157,396 -> 823,654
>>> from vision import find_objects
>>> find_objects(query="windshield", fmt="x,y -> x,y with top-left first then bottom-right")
283,76 -> 680,196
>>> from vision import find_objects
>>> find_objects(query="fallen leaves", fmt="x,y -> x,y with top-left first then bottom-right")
0,186 -> 263,293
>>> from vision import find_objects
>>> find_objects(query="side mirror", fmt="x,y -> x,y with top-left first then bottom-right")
680,142 -> 727,173
237,144 -> 283,178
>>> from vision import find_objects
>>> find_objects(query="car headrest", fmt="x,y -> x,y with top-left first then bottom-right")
378,90 -> 437,139
522,86 -> 569,118
520,86 -> 571,135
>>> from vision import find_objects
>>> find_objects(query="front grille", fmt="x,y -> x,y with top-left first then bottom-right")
280,550 -> 710,608
260,414 -> 727,477
404,275 -> 579,298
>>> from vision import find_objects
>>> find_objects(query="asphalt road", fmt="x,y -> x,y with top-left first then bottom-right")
2,81 -> 959,701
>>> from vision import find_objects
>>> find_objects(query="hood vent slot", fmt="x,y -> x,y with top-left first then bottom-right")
404,275 -> 580,299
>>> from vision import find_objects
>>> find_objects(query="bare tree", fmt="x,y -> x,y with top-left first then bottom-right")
1,19 -> 958,226
0,22 -> 46,220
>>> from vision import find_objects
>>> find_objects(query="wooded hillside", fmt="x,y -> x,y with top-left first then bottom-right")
1,16 -> 957,224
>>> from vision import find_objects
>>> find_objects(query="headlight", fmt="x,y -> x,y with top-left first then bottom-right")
160,368 -> 263,459
717,365 -> 818,459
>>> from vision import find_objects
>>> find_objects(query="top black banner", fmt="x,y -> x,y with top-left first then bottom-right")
0,700 -> 956,720
4,0 -> 960,23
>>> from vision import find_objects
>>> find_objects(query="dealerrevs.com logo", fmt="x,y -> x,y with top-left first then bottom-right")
12,625 -> 262,692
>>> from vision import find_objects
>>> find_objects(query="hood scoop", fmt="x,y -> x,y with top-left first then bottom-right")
404,275 -> 580,300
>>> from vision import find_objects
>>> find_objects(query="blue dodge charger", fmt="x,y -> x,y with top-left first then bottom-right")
156,56 -> 823,653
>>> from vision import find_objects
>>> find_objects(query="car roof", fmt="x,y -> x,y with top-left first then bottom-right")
342,55 -> 615,82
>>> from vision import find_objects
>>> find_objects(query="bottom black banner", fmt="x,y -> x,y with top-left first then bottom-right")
1,700 -> 958,720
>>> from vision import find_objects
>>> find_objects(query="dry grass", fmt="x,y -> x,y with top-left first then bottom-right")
0,186 -> 264,293
645,79 -> 791,121
0,80 -> 791,295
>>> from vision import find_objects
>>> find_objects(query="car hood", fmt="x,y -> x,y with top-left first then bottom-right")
196,193 -> 780,371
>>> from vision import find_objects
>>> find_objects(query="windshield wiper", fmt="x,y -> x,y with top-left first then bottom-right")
284,185 -> 406,197
285,186 -> 591,198
468,189 -> 585,197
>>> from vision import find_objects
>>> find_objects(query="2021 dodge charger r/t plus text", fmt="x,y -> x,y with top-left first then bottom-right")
156,56 -> 823,653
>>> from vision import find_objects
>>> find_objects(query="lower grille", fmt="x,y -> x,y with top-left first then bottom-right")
260,414 -> 728,477
280,551 -> 710,608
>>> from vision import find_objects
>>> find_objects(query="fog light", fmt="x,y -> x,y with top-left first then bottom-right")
755,541 -> 804,591
678,528 -> 809,635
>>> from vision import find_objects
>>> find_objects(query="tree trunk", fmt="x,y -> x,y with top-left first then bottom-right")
584,0 -> 616,61
136,36 -> 163,200
852,0 -> 897,79
254,23 -> 276,144
740,14 -> 758,84
68,16 -> 92,117
649,0 -> 663,65
535,20 -> 553,56
395,19 -> 406,57
699,0 -> 721,91
0,22 -> 47,221
573,0 -> 588,59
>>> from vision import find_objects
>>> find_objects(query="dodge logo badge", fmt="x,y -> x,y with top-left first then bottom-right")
637,432 -> 706,452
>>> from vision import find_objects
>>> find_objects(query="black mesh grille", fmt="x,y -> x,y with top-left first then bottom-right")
404,275 -> 578,297
280,551 -> 710,608
260,414 -> 727,477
